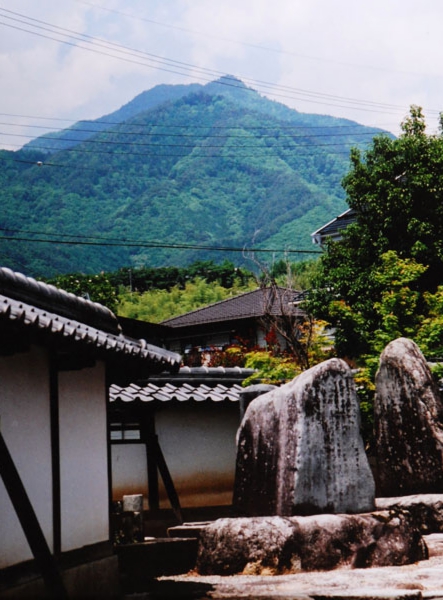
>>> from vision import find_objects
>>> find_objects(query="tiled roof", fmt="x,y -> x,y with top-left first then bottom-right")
110,380 -> 243,403
0,267 -> 181,370
147,365 -> 257,385
0,266 -> 120,333
110,366 -> 257,404
161,287 -> 306,328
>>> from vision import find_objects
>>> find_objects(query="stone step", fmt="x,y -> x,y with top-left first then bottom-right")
116,537 -> 198,594
167,521 -> 211,539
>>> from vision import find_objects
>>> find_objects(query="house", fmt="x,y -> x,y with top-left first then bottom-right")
311,207 -> 356,247
0,267 -> 181,599
161,285 -> 307,363
109,366 -> 256,524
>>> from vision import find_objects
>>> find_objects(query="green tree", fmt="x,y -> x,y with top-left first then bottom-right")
43,272 -> 118,312
117,277 -> 256,322
309,106 -> 443,359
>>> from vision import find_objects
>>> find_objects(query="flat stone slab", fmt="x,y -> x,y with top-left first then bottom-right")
157,552 -> 443,599
376,494 -> 443,534
167,522 -> 211,539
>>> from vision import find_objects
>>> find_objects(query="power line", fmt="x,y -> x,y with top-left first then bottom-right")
0,111 -> 394,133
0,8 -> 425,116
0,130 -> 373,152
0,231 -> 322,255
76,0 -> 432,82
0,143 -> 356,168
0,120 -> 385,140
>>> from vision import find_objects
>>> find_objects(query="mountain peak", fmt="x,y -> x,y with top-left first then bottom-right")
210,75 -> 248,88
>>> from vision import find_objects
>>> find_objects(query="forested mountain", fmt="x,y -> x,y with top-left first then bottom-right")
0,76 -> 389,277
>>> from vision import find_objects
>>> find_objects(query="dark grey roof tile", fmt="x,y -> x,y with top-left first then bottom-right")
109,380 -> 245,404
161,286 -> 305,328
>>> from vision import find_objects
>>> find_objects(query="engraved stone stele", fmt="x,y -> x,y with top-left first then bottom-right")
375,337 -> 443,496
233,357 -> 375,516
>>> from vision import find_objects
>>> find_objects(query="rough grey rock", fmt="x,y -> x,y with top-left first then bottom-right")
233,358 -> 375,516
374,338 -> 443,497
238,383 -> 276,421
376,493 -> 443,534
196,512 -> 428,575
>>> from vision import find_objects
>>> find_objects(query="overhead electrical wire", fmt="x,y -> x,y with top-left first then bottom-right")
0,113 -> 379,165
0,227 -> 322,255
76,0 -> 430,80
0,7 -> 427,117
0,111 -> 394,133
0,120 -> 384,140
0,130 -> 374,151
0,142 -> 358,166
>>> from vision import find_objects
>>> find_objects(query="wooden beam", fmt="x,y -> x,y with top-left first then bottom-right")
141,414 -> 183,523
49,356 -> 61,556
146,436 -> 160,513
0,429 -> 68,599
154,438 -> 184,525
141,416 -> 159,512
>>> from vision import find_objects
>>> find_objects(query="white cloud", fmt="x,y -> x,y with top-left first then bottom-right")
1,0 -> 443,149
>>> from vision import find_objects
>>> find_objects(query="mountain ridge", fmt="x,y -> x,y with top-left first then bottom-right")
0,77 -> 390,277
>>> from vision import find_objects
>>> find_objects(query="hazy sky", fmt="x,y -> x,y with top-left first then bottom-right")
1,0 -> 442,150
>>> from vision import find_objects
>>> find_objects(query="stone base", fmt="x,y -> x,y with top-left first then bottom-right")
376,493 -> 443,534
196,512 -> 427,576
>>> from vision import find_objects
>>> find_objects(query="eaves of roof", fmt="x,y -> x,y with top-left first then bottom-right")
0,294 -> 181,371
0,266 -> 120,334
311,208 -> 357,245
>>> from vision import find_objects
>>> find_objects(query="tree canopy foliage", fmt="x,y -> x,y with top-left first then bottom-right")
43,260 -> 255,318
309,106 -> 443,362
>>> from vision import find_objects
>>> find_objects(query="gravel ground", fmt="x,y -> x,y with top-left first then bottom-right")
127,535 -> 443,600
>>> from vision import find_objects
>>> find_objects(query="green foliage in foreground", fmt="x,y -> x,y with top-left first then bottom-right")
308,107 -> 443,447
309,106 -> 443,361
243,318 -> 334,385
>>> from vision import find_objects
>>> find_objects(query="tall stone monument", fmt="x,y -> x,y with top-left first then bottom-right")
233,358 -> 375,516
375,337 -> 443,496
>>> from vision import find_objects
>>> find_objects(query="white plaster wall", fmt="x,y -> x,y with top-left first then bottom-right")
58,362 -> 109,552
0,347 -> 53,569
111,403 -> 241,508
156,402 -> 240,507
111,444 -> 148,503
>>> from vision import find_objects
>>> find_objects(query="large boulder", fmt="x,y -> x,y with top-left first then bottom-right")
233,358 -> 375,516
375,338 -> 443,496
196,512 -> 427,575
